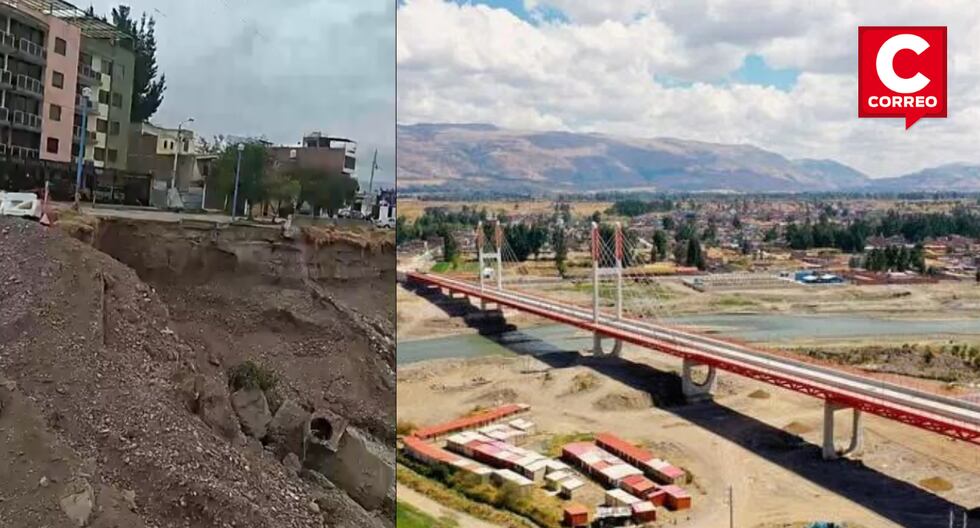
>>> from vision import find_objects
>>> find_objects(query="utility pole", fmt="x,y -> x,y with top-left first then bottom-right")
231,143 -> 244,219
368,148 -> 378,195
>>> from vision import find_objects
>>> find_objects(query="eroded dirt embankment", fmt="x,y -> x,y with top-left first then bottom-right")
91,218 -> 396,440
0,216 -> 395,528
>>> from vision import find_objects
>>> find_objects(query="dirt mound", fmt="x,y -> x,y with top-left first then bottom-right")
566,372 -> 601,394
0,217 -> 386,528
467,388 -> 520,406
748,389 -> 771,399
593,390 -> 653,411
783,421 -> 814,435
918,476 -> 954,492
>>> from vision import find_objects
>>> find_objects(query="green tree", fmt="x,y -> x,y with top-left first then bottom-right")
440,226 -> 458,263
111,6 -> 166,122
395,216 -> 412,245
295,168 -> 359,217
686,237 -> 705,270
652,230 -> 668,262
662,216 -> 676,231
212,142 -> 268,217
265,171 -> 301,217
551,226 -> 568,277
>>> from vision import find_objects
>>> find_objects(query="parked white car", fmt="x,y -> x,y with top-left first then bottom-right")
375,216 -> 395,229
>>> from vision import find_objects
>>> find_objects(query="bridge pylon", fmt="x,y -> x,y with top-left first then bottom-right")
476,220 -> 504,310
590,222 -> 624,357
681,358 -> 717,401
822,400 -> 863,460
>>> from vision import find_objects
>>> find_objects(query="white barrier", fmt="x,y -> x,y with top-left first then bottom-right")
0,192 -> 41,218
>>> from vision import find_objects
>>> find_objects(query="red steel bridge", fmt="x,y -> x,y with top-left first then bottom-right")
406,221 -> 980,459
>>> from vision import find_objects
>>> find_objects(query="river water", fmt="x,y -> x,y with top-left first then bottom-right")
397,313 -> 980,365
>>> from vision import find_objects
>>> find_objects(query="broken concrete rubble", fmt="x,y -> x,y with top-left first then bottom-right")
265,398 -> 311,458
231,387 -> 272,438
305,426 -> 394,512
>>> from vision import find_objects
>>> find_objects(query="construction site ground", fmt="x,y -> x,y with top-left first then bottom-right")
396,280 -> 980,528
0,214 -> 395,528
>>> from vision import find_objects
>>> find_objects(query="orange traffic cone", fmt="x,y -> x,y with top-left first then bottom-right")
39,181 -> 51,226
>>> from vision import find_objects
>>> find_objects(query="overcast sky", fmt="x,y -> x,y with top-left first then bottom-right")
398,0 -> 980,178
88,0 -> 395,185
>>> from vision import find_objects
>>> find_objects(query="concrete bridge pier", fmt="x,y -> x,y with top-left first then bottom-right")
681,358 -> 717,402
822,400 -> 863,460
592,334 -> 623,357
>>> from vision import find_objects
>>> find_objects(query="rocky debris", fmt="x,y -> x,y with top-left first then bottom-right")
231,387 -> 272,438
283,453 -> 302,476
266,399 -> 311,459
181,374 -> 245,443
59,478 -> 94,527
0,217 -> 379,528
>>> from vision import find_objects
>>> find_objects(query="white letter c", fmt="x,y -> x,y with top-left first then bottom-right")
876,33 -> 931,94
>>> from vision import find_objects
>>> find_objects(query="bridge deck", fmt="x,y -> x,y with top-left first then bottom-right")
407,272 -> 980,446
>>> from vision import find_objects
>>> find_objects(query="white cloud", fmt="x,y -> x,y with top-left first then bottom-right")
397,0 -> 980,178
88,0 -> 395,183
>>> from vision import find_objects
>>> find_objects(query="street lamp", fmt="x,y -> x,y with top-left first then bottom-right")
73,87 -> 93,209
170,117 -> 195,190
231,143 -> 244,219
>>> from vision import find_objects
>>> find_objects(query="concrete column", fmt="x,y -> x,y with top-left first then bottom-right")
822,400 -> 838,460
592,334 -> 623,357
681,358 -> 717,402
822,401 -> 864,460
591,222 -> 599,324
477,221 -> 485,292
615,222 -> 623,320
494,223 -> 503,290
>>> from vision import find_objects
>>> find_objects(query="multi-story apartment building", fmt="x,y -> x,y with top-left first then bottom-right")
0,0 -> 135,171
268,132 -> 358,179
66,17 -> 134,170
0,2 -> 49,160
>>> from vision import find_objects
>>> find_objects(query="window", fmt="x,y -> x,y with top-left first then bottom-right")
46,137 -> 59,154
98,90 -> 109,105
54,37 -> 67,55
109,121 -> 120,136
49,104 -> 61,121
94,147 -> 105,161
96,119 -> 107,133
111,92 -> 122,108
107,149 -> 117,163
52,71 -> 64,89
183,139 -> 189,152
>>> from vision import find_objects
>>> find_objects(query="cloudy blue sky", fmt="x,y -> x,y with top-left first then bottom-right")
88,0 -> 395,185
397,0 -> 980,178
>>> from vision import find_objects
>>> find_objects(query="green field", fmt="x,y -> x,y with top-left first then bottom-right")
396,501 -> 459,528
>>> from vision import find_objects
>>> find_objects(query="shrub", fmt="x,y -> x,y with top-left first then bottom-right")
227,361 -> 277,392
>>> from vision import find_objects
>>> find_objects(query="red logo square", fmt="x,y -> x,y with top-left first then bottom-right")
858,26 -> 946,128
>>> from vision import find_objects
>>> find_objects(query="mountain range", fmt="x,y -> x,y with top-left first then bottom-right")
397,123 -> 980,194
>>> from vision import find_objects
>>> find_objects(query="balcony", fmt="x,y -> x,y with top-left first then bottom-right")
0,70 -> 12,90
16,37 -> 46,65
11,110 -> 41,132
14,74 -> 43,99
73,125 -> 97,144
0,31 -> 15,54
10,145 -> 39,160
75,94 -> 99,117
77,63 -> 98,86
